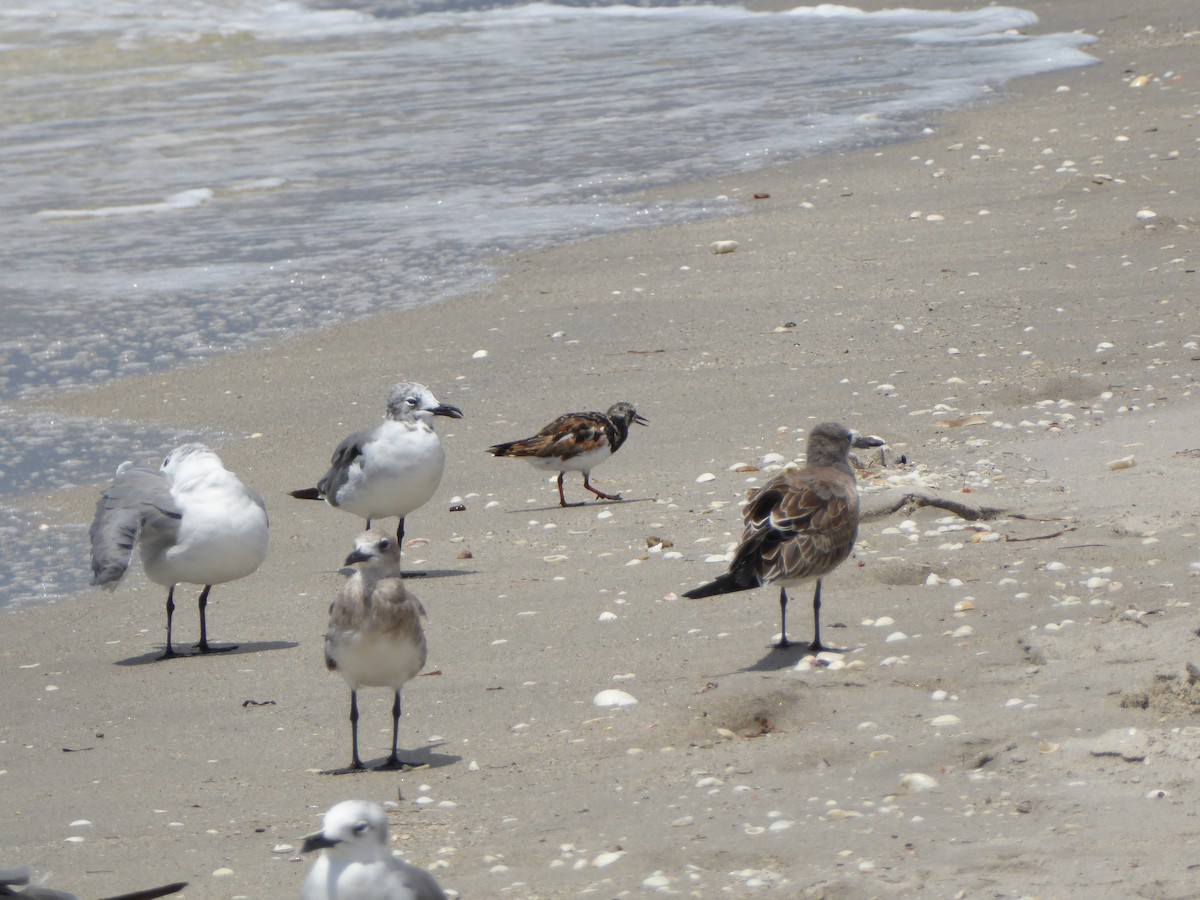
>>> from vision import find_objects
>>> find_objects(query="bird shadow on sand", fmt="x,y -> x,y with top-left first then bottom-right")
507,496 -> 656,514
114,640 -> 299,667
318,746 -> 461,776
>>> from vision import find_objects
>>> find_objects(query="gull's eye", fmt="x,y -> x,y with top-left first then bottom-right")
406,396 -> 419,406
353,821 -> 369,835
378,538 -> 390,551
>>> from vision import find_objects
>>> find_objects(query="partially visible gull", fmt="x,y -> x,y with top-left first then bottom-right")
89,443 -> 269,660
300,800 -> 446,900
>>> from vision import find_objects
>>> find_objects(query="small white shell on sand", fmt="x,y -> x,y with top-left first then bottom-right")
695,472 -> 716,483
592,850 -> 626,867
598,611 -> 618,622
929,714 -> 961,727
1106,455 -> 1136,470
709,240 -> 739,254
593,689 -> 638,708
899,772 -> 939,793
472,349 -> 488,359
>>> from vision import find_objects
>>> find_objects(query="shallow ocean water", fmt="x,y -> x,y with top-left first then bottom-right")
0,1 -> 1096,607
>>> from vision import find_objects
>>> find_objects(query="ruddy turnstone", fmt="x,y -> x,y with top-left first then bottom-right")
289,382 -> 462,562
683,422 -> 882,651
89,443 -> 269,660
323,530 -> 429,772
486,401 -> 648,507
300,800 -> 447,900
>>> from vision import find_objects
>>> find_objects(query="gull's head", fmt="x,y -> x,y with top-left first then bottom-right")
607,401 -> 649,428
343,529 -> 402,570
386,381 -> 463,423
160,443 -> 221,478
804,422 -> 885,470
301,800 -> 389,858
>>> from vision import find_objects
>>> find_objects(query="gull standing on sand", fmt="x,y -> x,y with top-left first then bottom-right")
683,422 -> 882,651
289,382 -> 462,563
300,800 -> 447,900
89,443 -> 269,660
486,401 -> 648,507
324,530 -> 430,772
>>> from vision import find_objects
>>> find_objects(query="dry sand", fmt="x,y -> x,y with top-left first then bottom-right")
4,0 -> 1200,896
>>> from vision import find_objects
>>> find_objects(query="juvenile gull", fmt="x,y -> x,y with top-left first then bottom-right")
89,443 -> 269,660
683,422 -> 882,651
300,800 -> 447,900
324,530 -> 430,772
289,382 -> 462,562
486,401 -> 648,507
0,865 -> 186,899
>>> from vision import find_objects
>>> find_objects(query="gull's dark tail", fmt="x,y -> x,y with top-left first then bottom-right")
100,882 -> 189,900
682,571 -> 755,600
288,487 -> 323,501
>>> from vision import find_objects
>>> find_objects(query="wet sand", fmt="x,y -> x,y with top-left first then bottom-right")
5,0 -> 1200,896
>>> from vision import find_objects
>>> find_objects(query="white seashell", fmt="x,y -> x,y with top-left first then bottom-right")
873,616 -> 895,627
212,868 -> 235,877
1145,789 -> 1170,799
598,611 -> 618,622
1045,561 -> 1067,572
69,820 -> 92,828
875,383 -> 896,395
543,554 -> 568,563
272,843 -> 295,854
709,240 -> 739,254
472,349 -> 489,359
885,631 -> 908,642
1106,455 -> 1136,471
929,714 -> 961,727
695,472 -> 716,483
643,873 -> 672,888
761,452 -> 786,466
951,625 -> 974,638
64,836 -> 85,843
1135,208 -> 1158,220
592,850 -> 626,867
899,772 -> 939,792
593,689 -> 638,708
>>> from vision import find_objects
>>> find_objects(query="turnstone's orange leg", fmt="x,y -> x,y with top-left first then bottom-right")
557,472 -> 585,507
582,473 -> 621,502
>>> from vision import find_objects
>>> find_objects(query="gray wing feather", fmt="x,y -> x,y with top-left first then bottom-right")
89,467 -> 180,587
316,427 -> 373,504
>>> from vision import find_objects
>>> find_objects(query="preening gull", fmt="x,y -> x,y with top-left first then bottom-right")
324,530 -> 430,772
89,443 -> 269,660
289,382 -> 462,566
300,800 -> 446,900
683,422 -> 882,651
486,401 -> 647,507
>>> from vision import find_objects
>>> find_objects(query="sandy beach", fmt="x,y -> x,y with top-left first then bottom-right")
5,0 -> 1200,896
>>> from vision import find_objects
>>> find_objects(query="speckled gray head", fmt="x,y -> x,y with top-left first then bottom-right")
605,401 -> 649,428
385,382 -> 463,422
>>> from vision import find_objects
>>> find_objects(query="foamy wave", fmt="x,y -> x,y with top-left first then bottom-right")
35,188 -> 214,221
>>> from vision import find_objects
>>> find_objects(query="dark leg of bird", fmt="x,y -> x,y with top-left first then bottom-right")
582,472 -> 621,502
555,472 -> 580,507
157,586 -> 182,660
772,586 -> 794,649
810,578 -> 826,652
196,585 -> 236,654
365,518 -> 372,529
375,689 -> 415,770
396,517 -> 405,548
349,690 -> 365,770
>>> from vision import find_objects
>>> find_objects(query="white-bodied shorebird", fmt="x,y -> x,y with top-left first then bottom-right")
683,422 -> 882,651
486,401 -> 648,507
300,800 -> 446,900
289,382 -> 461,567
89,443 -> 269,660
324,530 -> 430,772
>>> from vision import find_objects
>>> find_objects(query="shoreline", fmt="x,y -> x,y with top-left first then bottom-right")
6,1 -> 1200,897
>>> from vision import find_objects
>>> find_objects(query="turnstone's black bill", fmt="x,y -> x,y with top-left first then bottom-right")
289,381 -> 462,565
683,422 -> 882,652
89,443 -> 269,660
487,401 -> 648,507
323,530 -> 430,773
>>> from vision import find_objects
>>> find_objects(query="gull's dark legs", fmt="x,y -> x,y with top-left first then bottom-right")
582,472 -> 621,502
810,578 -> 827,652
772,586 -> 794,649
196,584 -> 236,654
158,586 -> 181,660
375,690 -> 417,770
348,689 -> 365,771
